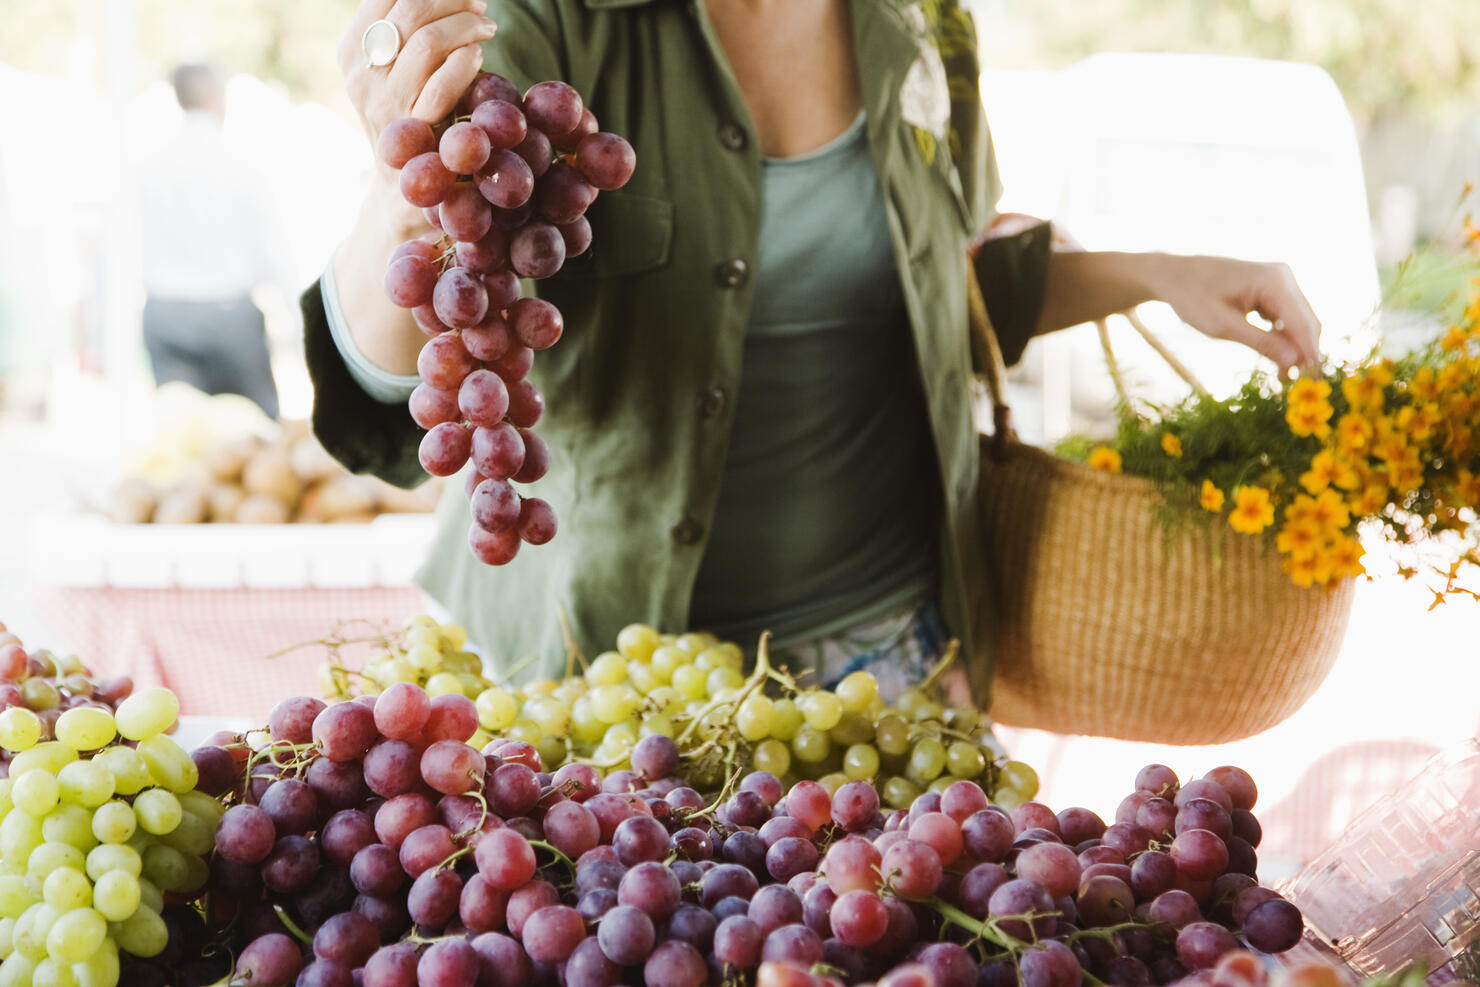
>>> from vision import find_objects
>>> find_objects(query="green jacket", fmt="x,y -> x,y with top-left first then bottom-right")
303,0 -> 1050,696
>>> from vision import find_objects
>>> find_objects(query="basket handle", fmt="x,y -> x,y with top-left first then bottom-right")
967,255 -> 1213,447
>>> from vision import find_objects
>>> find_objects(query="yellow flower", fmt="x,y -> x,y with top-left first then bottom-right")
1330,454 -> 1362,491
1229,486 -> 1275,534
1200,480 -> 1226,512
1284,493 -> 1319,526
1160,433 -> 1183,458
1289,378 -> 1333,406
1276,518 -> 1321,561
1441,325 -> 1469,352
1348,484 -> 1389,517
1342,364 -> 1391,411
1456,468 -> 1480,506
1299,450 -> 1338,495
1336,413 -> 1374,454
1312,488 -> 1352,533
1328,536 -> 1366,579
1088,446 -> 1122,473
1409,366 -> 1440,403
1284,551 -> 1333,588
1286,401 -> 1334,440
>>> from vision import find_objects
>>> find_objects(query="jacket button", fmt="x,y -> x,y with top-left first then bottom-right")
698,388 -> 727,418
718,123 -> 747,151
671,517 -> 703,546
715,259 -> 749,288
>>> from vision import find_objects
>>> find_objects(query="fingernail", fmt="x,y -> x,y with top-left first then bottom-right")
474,0 -> 487,11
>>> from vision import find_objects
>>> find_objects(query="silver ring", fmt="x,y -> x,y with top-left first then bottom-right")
1272,319 -> 1286,333
362,19 -> 402,68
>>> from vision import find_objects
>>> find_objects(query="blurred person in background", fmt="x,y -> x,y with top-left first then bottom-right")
136,62 -> 296,420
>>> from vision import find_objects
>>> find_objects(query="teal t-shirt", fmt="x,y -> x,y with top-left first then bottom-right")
688,113 -> 940,648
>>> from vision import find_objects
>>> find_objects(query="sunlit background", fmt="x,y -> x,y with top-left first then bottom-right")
1,0 -> 1478,880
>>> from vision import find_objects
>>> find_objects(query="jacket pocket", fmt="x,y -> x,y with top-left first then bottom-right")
563,191 -> 674,278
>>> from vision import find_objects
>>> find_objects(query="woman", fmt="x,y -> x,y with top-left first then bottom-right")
306,0 -> 1322,699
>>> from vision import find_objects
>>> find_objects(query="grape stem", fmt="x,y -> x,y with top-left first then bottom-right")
435,846 -> 474,871
453,789 -> 493,841
558,604 -> 588,676
923,896 -> 1042,953
526,838 -> 576,873
271,903 -> 315,947
675,633 -> 778,747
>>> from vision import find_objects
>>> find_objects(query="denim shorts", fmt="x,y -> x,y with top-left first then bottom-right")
768,597 -> 950,702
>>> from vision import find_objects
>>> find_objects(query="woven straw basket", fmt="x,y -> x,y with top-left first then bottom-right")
967,261 -> 1356,745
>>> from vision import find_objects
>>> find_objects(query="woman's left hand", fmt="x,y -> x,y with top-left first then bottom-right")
1148,254 -> 1322,375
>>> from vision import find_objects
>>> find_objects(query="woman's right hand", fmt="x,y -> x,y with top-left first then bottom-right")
339,0 -> 497,162
331,0 -> 496,376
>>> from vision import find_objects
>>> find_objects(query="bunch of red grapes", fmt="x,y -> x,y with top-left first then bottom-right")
378,72 -> 635,566
191,680 -> 1308,987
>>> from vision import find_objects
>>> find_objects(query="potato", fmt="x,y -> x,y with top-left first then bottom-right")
288,436 -> 340,485
372,478 -> 442,513
206,483 -> 246,523
152,485 -> 209,524
295,484 -> 327,523
242,449 -> 302,506
108,478 -> 159,524
203,435 -> 260,484
234,493 -> 292,524
313,476 -> 378,520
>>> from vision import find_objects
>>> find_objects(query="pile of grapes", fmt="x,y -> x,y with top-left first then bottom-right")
0,634 -> 219,987
316,616 -> 1034,812
378,71 -> 636,566
184,673 -> 1313,987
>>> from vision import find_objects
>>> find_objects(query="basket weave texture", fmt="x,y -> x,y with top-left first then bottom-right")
978,437 -> 1356,745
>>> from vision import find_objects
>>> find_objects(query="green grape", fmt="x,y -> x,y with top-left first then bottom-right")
112,904 -> 167,957
535,736 -> 566,773
405,643 -> 442,674
0,815 -> 43,874
424,672 -> 463,697
603,720 -> 640,748
135,737 -> 197,794
649,646 -> 686,683
675,633 -> 715,657
769,698 -> 804,742
91,871 -> 139,924
379,657 -> 418,685
833,672 -> 878,712
10,744 -> 77,779
0,779 -> 12,816
798,692 -> 843,731
911,699 -> 944,723
51,710 -> 114,754
906,736 -> 948,783
505,720 -> 542,747
89,750 -> 146,799
12,903 -> 53,961
0,916 -> 12,959
873,714 -> 911,756
590,685 -> 640,724
946,741 -> 986,779
997,760 -> 1040,800
645,686 -> 684,717
894,689 -> 925,718
615,624 -> 661,662
0,876 -> 33,920
993,787 -> 1025,811
704,667 -> 744,697
158,812 -> 214,858
828,710 -> 874,746
443,650 -> 482,676
11,772 -> 60,817
734,694 -> 774,742
569,696 -> 606,744
42,806 -> 96,852
35,956 -> 80,987
176,792 -> 224,828
881,775 -> 923,809
0,953 -> 35,987
26,845 -> 84,884
670,665 -> 707,702
817,772 -> 849,797
135,879 -> 163,916
40,869 -> 89,914
73,936 -> 118,987
791,726 -> 831,765
627,662 -> 660,695
438,622 -> 469,650
90,802 -> 135,846
56,763 -> 113,809
475,688 -> 519,732
523,678 -> 560,697
85,845 -> 140,883
141,844 -> 191,893
552,679 -> 587,705
455,674 -> 485,699
522,696 -> 572,737
707,687 -> 740,706
132,791 -> 182,836
112,688 -> 178,743
752,739 -> 791,777
20,680 -> 59,713
712,642 -> 744,667
402,613 -> 439,634
842,744 -> 880,780
928,776 -> 954,795
638,715 -> 676,739
585,651 -> 628,687
944,707 -> 980,731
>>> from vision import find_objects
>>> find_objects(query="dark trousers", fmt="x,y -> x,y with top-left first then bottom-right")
142,295 -> 280,419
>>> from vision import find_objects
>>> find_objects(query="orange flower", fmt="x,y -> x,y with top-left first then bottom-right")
1336,413 -> 1374,454
1442,325 -> 1470,352
1312,489 -> 1352,533
1299,451 -> 1338,495
1286,402 -> 1334,440
1328,536 -> 1367,579
1347,484 -> 1388,517
1276,519 -> 1321,561
1199,480 -> 1225,512
1088,446 -> 1122,473
1160,433 -> 1183,458
1229,486 -> 1275,534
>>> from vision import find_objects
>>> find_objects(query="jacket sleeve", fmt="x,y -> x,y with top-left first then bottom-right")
941,0 -> 1051,368
303,1 -> 569,488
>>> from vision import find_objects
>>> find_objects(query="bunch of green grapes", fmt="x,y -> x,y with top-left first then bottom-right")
0,687 -> 217,987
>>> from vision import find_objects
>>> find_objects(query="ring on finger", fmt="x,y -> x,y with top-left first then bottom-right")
362,19 -> 402,69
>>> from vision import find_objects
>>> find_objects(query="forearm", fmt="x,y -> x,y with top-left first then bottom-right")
333,176 -> 433,376
1034,250 -> 1173,335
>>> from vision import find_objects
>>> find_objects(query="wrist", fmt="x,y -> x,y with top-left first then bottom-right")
1126,251 -> 1180,305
